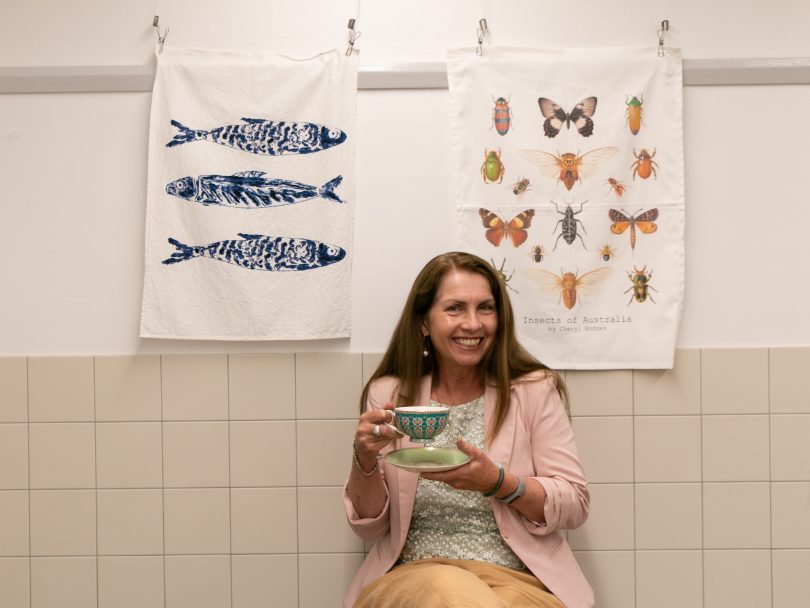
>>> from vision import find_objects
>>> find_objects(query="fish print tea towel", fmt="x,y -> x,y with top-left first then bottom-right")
141,46 -> 357,340
449,47 -> 684,369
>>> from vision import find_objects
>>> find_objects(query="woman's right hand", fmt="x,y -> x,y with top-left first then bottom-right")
354,402 -> 398,469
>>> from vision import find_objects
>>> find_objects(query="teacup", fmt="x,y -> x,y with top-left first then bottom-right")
393,406 -> 449,445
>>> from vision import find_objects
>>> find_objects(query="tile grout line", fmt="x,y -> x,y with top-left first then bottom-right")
160,356 -> 167,608
699,348 -> 705,608
227,354 -> 233,608
27,357 -> 32,607
294,353 -> 300,608
631,369 -> 637,608
767,348 -> 773,608
93,357 -> 99,608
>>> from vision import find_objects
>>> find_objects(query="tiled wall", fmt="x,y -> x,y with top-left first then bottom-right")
0,349 -> 808,608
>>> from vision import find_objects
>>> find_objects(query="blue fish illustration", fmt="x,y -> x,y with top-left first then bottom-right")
166,118 -> 347,155
162,233 -> 346,271
165,172 -> 345,208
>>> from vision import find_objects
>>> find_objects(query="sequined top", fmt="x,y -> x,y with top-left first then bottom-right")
398,395 -> 526,570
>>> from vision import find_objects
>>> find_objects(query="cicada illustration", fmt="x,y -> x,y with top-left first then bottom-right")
520,147 -> 618,191
526,267 -> 613,309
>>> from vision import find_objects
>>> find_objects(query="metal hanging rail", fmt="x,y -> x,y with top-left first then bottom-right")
1,58 -> 809,93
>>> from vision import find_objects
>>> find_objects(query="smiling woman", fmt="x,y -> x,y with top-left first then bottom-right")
342,252 -> 593,608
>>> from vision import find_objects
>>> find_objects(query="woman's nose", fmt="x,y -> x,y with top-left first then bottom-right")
461,311 -> 482,329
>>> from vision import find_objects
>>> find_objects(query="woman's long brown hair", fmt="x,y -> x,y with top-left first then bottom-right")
359,252 -> 568,441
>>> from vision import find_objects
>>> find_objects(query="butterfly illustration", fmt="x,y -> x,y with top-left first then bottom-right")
478,208 -> 536,247
526,267 -> 613,309
538,97 -> 598,138
520,147 -> 618,191
609,208 -> 659,251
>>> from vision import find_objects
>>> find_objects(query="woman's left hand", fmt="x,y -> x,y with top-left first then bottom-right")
420,438 -> 501,493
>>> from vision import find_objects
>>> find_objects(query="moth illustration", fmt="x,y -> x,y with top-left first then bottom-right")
609,208 -> 659,251
520,147 -> 618,191
538,97 -> 598,138
526,267 -> 613,309
478,208 -> 536,247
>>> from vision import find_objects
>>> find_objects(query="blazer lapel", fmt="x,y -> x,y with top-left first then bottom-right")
483,382 -> 517,467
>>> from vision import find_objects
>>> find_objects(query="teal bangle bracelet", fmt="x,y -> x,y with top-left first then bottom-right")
498,476 -> 526,504
482,464 -> 505,497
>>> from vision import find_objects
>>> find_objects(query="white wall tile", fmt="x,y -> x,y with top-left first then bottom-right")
230,488 -> 298,554
0,491 -> 28,556
28,357 -> 94,422
95,355 -> 161,422
0,557 -> 29,608
296,353 -> 362,419
0,424 -> 28,489
566,370 -> 633,416
702,349 -> 769,414
362,353 -> 384,387
703,550 -> 771,608
96,422 -> 163,488
30,490 -> 96,556
297,419 -> 357,486
165,555 -> 231,608
703,415 -> 770,482
232,554 -> 298,608
771,414 -> 810,481
298,553 -> 364,608
163,421 -> 229,488
573,551 -> 635,608
230,421 -> 296,487
298,487 -> 364,553
635,416 -> 701,482
636,550 -> 702,608
770,348 -> 810,413
98,556 -> 164,608
164,488 -> 230,555
635,484 -> 702,549
568,484 -> 635,550
703,483 -> 770,549
229,354 -> 296,420
572,417 -> 634,483
29,423 -> 95,489
162,355 -> 228,421
772,549 -> 810,608
634,349 -> 701,415
31,557 -> 97,608
97,489 -> 163,555
771,482 -> 810,548
0,358 -> 27,422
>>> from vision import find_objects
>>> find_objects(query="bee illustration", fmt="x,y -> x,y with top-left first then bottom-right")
626,265 -> 656,304
492,96 -> 512,136
604,176 -> 627,199
490,258 -> 518,293
512,177 -> 531,197
520,147 -> 618,191
625,95 -> 644,135
599,244 -> 616,262
538,97 -> 598,138
631,148 -> 658,180
609,208 -> 658,252
527,267 -> 613,310
482,148 -> 505,184
530,245 -> 545,263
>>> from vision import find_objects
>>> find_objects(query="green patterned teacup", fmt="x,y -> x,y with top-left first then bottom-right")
393,406 -> 449,445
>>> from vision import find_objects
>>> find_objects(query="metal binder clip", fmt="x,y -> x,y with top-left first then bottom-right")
345,18 -> 361,56
657,19 -> 669,57
476,19 -> 488,56
153,16 -> 169,54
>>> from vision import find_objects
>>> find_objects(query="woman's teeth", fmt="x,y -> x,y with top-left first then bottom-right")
454,338 -> 481,347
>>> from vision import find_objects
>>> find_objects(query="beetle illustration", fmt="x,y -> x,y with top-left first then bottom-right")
527,267 -> 612,309
625,95 -> 644,135
492,96 -> 512,135
491,258 -> 518,293
599,244 -> 616,262
512,177 -> 531,197
551,200 -> 588,251
520,147 -> 617,191
626,265 -> 656,304
631,148 -> 658,180
604,176 -> 627,199
482,148 -> 505,184
530,244 -> 545,263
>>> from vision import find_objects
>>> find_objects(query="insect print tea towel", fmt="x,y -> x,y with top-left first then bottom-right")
449,47 -> 684,369
140,46 -> 357,340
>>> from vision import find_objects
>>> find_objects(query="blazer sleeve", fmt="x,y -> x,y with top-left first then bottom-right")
342,377 -> 394,540
522,376 -> 590,535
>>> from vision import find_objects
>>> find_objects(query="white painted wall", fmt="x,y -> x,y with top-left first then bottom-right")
2,1 -> 810,355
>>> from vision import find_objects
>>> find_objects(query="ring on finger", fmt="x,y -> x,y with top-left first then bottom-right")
372,424 -> 381,437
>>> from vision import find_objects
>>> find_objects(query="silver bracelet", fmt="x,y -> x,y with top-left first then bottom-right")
498,476 -> 526,504
352,438 -> 380,477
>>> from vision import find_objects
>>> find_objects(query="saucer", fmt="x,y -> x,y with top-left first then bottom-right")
383,447 -> 471,473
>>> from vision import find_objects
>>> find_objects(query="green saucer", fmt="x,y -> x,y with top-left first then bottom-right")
383,447 -> 471,473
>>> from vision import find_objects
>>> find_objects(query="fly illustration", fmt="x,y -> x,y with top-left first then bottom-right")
165,172 -> 345,208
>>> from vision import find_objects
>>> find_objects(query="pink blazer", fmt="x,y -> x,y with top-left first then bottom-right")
342,372 -> 594,608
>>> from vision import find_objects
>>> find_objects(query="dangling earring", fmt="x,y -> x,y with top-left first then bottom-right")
422,335 -> 430,357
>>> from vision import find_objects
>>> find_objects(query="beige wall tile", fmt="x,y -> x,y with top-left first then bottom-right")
572,551 -> 635,608
95,356 -> 161,422
98,556 -> 164,608
566,370 -> 633,416
771,414 -> 810,481
702,349 -> 769,414
163,421 -> 229,488
634,416 -> 701,482
703,550 -> 771,608
636,551 -> 702,608
29,423 -> 94,489
297,420 -> 357,486
28,357 -> 94,422
97,489 -> 163,555
635,483 -> 702,549
0,491 -> 28,556
770,348 -> 810,414
703,415 -> 770,482
703,483 -> 770,549
164,488 -> 230,555
230,488 -> 297,554
230,421 -> 296,487
229,354 -> 296,420
298,487 -> 364,553
296,353 -> 362,419
634,349 -> 701,415
165,555 -> 231,608
362,353 -> 384,387
232,554 -> 297,608
30,490 -> 96,556
0,557 -> 29,608
31,557 -> 96,608
0,424 -> 28,489
298,553 -> 364,608
96,422 -> 162,488
0,358 -> 27,422
568,484 -> 635,550
162,355 -> 228,421
771,483 -> 810,548
773,549 -> 810,608
571,417 -> 634,483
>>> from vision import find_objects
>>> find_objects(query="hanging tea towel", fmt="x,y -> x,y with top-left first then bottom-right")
449,46 -> 684,369
140,46 -> 356,340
